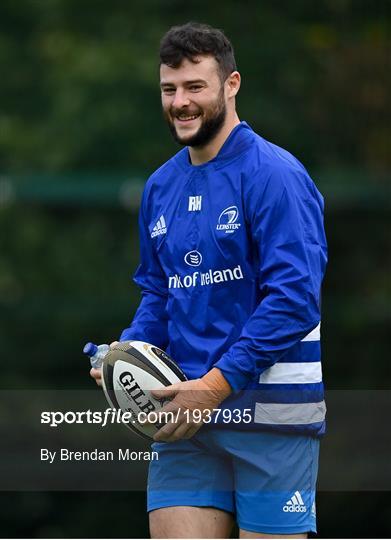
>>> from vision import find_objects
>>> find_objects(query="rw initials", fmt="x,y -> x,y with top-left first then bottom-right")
188,196 -> 202,211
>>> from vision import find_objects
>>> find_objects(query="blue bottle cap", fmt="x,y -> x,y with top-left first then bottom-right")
83,342 -> 98,356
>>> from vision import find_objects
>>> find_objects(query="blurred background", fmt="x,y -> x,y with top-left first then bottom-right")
0,0 -> 390,537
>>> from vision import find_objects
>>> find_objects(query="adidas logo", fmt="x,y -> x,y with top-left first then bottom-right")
282,491 -> 307,513
151,215 -> 167,238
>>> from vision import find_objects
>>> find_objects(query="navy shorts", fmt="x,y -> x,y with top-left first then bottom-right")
147,428 -> 319,535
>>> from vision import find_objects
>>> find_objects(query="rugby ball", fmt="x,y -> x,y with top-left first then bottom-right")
101,340 -> 187,440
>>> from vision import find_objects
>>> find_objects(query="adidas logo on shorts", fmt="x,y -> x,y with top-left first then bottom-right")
283,491 -> 307,513
151,215 -> 167,238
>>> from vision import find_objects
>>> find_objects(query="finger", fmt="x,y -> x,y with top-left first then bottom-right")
90,368 -> 102,379
90,368 -> 102,387
153,411 -> 186,442
161,418 -> 194,443
144,400 -> 179,425
156,400 -> 179,414
151,383 -> 180,399
153,423 -> 180,442
110,341 -> 119,348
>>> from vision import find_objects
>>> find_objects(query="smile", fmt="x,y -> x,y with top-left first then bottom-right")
175,114 -> 200,122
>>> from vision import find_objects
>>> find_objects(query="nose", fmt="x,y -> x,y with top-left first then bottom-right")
171,88 -> 190,109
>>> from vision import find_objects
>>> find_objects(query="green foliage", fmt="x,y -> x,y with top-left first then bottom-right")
0,0 -> 389,173
0,205 -> 140,387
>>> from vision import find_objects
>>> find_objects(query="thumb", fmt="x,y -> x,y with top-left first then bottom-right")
151,383 -> 180,399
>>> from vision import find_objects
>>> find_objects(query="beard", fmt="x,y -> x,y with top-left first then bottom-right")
164,87 -> 227,148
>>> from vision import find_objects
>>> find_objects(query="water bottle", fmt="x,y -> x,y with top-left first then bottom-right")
83,342 -> 110,369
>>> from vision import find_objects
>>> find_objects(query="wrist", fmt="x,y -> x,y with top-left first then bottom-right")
202,368 -> 232,402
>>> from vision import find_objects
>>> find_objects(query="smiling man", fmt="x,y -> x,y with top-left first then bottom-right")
160,53 -> 237,164
91,22 -> 327,539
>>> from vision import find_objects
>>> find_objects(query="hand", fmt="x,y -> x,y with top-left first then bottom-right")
150,368 -> 231,443
89,341 -> 119,387
90,367 -> 102,387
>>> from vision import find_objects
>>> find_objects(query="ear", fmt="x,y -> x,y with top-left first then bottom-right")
226,71 -> 241,98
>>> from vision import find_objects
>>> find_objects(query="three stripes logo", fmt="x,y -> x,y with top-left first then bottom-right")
283,491 -> 307,513
151,215 -> 167,238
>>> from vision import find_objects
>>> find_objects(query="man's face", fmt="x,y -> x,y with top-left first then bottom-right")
160,55 -> 227,147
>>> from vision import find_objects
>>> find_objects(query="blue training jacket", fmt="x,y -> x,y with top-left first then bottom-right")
120,122 -> 328,437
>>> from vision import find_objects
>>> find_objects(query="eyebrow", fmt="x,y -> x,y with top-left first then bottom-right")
160,79 -> 207,88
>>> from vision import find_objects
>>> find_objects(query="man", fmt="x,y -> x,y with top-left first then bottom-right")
91,22 -> 327,538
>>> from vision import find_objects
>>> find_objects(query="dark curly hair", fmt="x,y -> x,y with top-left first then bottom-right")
159,22 -> 237,82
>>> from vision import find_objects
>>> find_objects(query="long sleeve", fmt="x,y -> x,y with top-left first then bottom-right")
119,189 -> 169,349
214,166 -> 327,391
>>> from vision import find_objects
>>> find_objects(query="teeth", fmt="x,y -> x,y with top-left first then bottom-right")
178,114 -> 199,120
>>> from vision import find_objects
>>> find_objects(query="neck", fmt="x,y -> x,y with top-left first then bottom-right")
188,112 -> 241,165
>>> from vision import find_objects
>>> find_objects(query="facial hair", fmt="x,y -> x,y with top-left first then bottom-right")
165,86 -> 227,148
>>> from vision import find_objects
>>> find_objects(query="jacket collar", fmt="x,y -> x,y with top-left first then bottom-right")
174,121 -> 255,171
